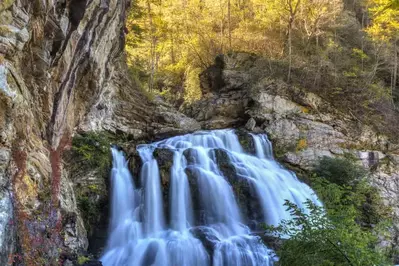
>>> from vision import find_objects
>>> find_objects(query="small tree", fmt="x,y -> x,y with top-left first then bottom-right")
266,198 -> 389,266
313,156 -> 367,186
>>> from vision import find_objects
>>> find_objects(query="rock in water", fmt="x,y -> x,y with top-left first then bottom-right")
245,118 -> 257,131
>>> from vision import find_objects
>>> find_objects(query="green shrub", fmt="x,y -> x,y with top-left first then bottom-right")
311,177 -> 389,227
266,155 -> 393,265
266,198 -> 390,266
312,156 -> 390,227
72,132 -> 113,174
77,195 -> 103,235
313,156 -> 367,186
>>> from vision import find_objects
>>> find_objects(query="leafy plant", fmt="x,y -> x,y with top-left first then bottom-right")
313,156 -> 367,186
266,198 -> 390,266
72,132 -> 113,174
265,155 -> 393,265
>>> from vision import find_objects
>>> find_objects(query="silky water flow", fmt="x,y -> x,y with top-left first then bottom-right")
101,129 -> 321,266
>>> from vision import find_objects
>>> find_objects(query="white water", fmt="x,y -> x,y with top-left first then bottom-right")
101,129 -> 321,266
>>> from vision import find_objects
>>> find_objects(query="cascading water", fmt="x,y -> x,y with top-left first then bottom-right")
101,129 -> 321,266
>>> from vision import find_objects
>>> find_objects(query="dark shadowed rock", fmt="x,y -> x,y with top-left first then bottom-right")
199,55 -> 225,94
235,129 -> 256,155
185,166 -> 203,224
153,148 -> 174,188
82,260 -> 103,266
190,226 -> 220,258
213,148 -> 264,227
183,148 -> 197,165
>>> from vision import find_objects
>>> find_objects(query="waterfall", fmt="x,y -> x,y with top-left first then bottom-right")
101,129 -> 321,266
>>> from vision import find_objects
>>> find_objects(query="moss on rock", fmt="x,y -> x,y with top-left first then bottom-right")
0,0 -> 15,12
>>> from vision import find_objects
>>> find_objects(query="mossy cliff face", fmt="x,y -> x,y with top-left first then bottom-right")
0,1 -> 199,265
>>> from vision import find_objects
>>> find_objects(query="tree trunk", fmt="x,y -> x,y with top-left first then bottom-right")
393,40 -> 398,108
288,20 -> 293,83
147,0 -> 156,92
228,0 -> 232,51
286,0 -> 301,83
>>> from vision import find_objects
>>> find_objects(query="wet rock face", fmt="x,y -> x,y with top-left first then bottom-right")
0,0 -> 133,262
236,129 -> 256,155
184,166 -> 203,223
153,148 -> 174,188
213,148 -> 264,227
189,226 -> 219,258
0,190 -> 14,266
153,147 -> 174,223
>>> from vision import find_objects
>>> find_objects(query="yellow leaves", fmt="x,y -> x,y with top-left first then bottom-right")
125,0 -> 347,103
16,174 -> 38,209
296,138 -> 308,152
366,0 -> 399,42
367,83 -> 390,102
184,67 -> 202,103
300,106 -> 310,113
343,70 -> 358,78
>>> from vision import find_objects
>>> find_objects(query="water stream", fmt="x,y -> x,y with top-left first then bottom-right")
101,129 -> 320,266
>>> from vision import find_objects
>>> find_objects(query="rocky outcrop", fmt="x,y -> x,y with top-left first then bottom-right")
183,52 -> 399,256
0,0 -> 199,264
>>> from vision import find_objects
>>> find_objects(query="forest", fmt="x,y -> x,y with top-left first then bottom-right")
126,0 -> 399,135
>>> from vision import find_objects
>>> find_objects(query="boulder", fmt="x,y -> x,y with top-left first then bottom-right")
245,118 -> 256,131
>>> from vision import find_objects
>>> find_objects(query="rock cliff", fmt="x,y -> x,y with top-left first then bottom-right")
0,0 -> 199,264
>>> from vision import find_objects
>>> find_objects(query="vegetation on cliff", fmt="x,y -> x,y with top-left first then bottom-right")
267,156 -> 393,265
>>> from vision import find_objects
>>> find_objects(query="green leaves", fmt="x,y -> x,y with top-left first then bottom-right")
313,156 -> 367,186
265,156 -> 392,265
71,132 -> 113,173
266,197 -> 389,266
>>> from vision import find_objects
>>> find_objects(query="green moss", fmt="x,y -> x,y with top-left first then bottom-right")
71,131 -> 125,236
0,25 -> 12,36
87,184 -> 100,192
0,0 -> 15,12
273,141 -> 296,159
77,255 -> 90,265
77,195 -> 105,235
